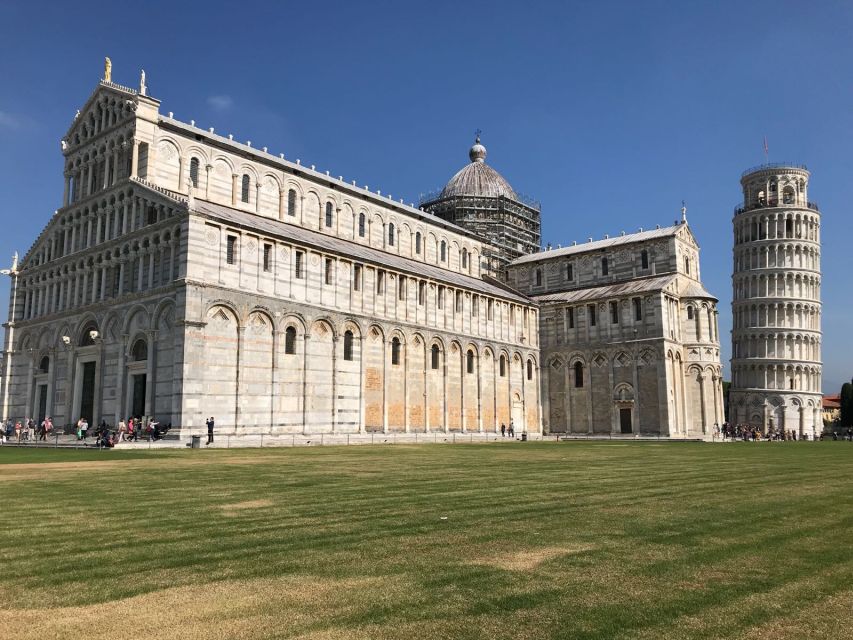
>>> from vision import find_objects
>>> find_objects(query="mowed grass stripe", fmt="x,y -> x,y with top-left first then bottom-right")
1,441 -> 852,639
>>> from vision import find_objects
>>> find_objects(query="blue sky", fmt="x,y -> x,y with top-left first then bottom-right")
1,1 -> 851,392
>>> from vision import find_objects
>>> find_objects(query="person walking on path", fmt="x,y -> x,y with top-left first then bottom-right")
116,419 -> 126,443
509,419 -> 515,439
80,419 -> 89,442
500,423 -> 506,438
14,420 -> 22,443
206,416 -> 215,445
27,419 -> 35,442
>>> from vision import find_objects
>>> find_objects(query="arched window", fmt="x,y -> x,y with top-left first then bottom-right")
79,323 -> 99,347
287,189 -> 297,217
391,337 -> 401,365
535,268 -> 542,286
687,306 -> 694,320
358,212 -> 365,237
462,249 -> 468,269
189,157 -> 200,188
466,349 -> 474,374
641,249 -> 649,269
131,338 -> 147,361
684,256 -> 690,275
574,361 -> 584,387
343,330 -> 354,361
527,359 -> 533,380
499,354 -> 506,377
601,257 -> 609,276
38,356 -> 50,373
241,174 -> 250,203
325,202 -> 333,227
388,223 -> 395,246
415,232 -> 422,254
440,240 -> 447,262
284,326 -> 296,354
431,344 -> 440,370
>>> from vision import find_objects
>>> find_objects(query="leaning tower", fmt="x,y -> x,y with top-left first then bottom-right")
729,164 -> 823,437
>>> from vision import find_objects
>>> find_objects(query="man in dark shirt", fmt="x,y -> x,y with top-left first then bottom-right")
206,416 -> 215,445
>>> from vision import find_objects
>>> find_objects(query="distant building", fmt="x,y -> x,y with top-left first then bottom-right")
506,214 -> 724,438
822,394 -> 840,425
728,164 -> 823,437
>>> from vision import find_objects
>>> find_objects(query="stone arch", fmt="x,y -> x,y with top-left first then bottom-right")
199,304 -> 240,429
154,137 -> 182,190
74,314 -> 101,346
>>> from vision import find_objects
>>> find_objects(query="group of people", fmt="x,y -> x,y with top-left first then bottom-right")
500,420 -> 516,438
715,422 -> 812,442
0,416 -> 170,446
110,416 -> 170,445
1,417 -> 54,443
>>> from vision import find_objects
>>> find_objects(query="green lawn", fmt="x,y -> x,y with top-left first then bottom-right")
1,441 -> 851,639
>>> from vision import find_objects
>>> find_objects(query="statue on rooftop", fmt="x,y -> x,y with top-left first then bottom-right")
104,57 -> 112,82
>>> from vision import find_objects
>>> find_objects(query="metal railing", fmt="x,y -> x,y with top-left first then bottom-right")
741,163 -> 809,177
734,201 -> 820,216
1,431 -> 544,450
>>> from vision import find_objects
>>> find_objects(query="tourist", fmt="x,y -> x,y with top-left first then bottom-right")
80,418 -> 89,441
27,418 -> 35,441
116,419 -> 126,443
501,423 -> 506,438
15,420 -> 22,443
206,416 -> 215,445
127,418 -> 137,442
509,419 -> 515,438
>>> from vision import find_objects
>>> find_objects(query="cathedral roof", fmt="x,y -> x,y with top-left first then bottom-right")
438,137 -> 517,200
532,275 -> 678,304
510,224 -> 692,265
191,197 -> 533,304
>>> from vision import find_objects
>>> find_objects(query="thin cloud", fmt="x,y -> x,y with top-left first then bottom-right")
207,95 -> 234,111
0,110 -> 29,129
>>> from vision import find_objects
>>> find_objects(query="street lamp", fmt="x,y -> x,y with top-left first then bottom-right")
1,253 -> 20,422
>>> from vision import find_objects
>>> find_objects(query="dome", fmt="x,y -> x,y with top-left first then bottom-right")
439,137 -> 516,200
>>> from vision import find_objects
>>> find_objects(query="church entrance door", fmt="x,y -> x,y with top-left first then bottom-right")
131,374 -> 147,418
511,398 -> 523,434
36,385 -> 48,423
79,362 -> 96,425
619,408 -> 632,434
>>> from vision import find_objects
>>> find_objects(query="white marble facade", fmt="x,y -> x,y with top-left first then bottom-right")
0,73 -> 541,435
729,166 -> 822,437
507,221 -> 725,438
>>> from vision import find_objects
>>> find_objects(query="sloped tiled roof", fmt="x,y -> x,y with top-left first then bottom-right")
532,275 -> 677,304
192,199 -> 532,304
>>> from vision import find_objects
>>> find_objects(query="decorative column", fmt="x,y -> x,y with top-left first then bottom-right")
63,173 -> 70,207
231,174 -> 239,206
204,164 -> 212,199
114,337 -> 127,423
99,265 -> 107,301
130,139 -> 140,177
144,330 -> 157,418
147,248 -> 155,289
86,213 -> 94,248
136,251 -> 145,291
358,336 -> 365,434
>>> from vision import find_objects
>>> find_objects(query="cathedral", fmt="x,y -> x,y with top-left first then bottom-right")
0,63 -> 724,439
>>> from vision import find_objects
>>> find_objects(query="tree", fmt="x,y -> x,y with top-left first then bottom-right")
840,380 -> 853,427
